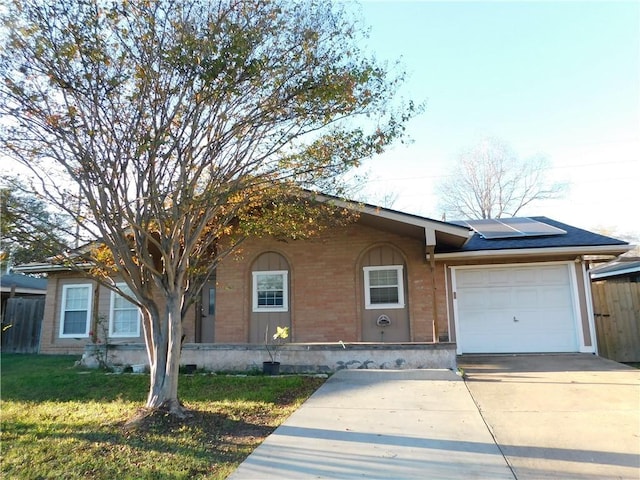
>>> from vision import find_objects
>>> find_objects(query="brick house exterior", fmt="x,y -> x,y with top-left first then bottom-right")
21,201 -> 630,367
37,208 -> 466,355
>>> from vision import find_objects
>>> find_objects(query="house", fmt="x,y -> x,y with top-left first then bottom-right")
1,272 -> 47,353
590,253 -> 640,283
14,199 -> 631,370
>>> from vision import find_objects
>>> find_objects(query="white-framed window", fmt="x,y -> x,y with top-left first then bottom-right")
253,270 -> 288,312
109,283 -> 141,337
59,284 -> 92,338
364,265 -> 405,309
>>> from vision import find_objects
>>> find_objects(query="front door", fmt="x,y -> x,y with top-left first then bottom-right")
200,275 -> 216,343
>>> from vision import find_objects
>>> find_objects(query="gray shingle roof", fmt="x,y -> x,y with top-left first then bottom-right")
590,259 -> 640,279
442,216 -> 628,252
0,273 -> 47,292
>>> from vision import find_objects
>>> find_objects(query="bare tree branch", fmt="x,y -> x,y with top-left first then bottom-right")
437,138 -> 567,220
1,0 -> 416,415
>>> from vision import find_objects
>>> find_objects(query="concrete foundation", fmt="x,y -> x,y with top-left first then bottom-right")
82,342 -> 457,372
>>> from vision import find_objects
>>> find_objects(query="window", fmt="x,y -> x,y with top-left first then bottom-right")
364,265 -> 405,309
253,270 -> 288,312
59,284 -> 92,337
109,284 -> 141,337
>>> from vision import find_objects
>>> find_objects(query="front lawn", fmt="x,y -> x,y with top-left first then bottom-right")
0,354 -> 324,479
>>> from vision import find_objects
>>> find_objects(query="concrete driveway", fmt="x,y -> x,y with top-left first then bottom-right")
229,355 -> 639,479
458,354 -> 640,479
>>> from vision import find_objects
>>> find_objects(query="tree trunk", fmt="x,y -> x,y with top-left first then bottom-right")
145,292 -> 184,415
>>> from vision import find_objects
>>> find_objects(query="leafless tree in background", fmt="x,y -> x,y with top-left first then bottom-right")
437,137 -> 566,220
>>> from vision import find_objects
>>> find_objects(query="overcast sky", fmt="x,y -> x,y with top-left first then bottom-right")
345,0 -> 640,242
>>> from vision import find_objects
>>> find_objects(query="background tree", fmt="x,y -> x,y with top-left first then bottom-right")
0,0 -> 414,415
0,177 -> 72,271
437,137 -> 566,220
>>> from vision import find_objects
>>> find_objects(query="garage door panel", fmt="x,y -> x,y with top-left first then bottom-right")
488,288 -> 512,308
455,264 -> 579,354
540,266 -> 570,284
512,268 -> 539,285
457,288 -> 491,309
513,287 -> 538,307
456,270 -> 487,287
539,286 -> 571,307
487,269 -> 511,284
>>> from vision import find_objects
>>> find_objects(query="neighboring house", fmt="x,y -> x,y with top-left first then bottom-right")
1,272 -> 48,353
590,255 -> 640,283
15,200 -> 631,369
589,252 -> 640,362
1,272 -> 47,311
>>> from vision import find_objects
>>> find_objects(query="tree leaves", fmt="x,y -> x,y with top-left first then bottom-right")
0,0 -> 414,408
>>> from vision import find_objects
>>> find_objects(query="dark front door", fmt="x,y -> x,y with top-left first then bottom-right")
200,276 -> 216,343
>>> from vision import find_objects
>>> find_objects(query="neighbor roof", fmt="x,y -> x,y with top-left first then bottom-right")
0,272 -> 47,294
590,259 -> 640,280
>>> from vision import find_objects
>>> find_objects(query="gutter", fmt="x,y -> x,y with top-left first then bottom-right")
591,265 -> 640,280
0,287 -> 47,294
12,263 -> 94,274
434,244 -> 633,261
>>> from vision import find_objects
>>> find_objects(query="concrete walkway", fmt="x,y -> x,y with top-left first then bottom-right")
229,369 -> 514,479
229,355 -> 640,479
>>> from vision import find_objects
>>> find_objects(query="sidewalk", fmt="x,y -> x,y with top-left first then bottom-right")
228,369 -> 514,479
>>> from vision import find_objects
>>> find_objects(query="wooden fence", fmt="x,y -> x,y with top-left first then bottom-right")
1,297 -> 45,353
591,281 -> 640,363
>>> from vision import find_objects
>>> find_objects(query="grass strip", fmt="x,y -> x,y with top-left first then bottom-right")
1,354 -> 324,479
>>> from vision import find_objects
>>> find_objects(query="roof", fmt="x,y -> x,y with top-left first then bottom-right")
590,258 -> 640,280
444,216 -> 628,251
313,193 -> 472,248
435,216 -> 630,259
12,205 -> 631,273
0,273 -> 47,294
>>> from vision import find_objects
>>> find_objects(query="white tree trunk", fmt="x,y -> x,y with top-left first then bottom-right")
145,292 -> 184,414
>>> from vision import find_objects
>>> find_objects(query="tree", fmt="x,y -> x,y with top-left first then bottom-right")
437,138 -> 566,220
0,0 -> 414,415
0,177 -> 72,271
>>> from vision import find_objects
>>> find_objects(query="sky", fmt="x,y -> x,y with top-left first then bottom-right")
343,0 -> 640,242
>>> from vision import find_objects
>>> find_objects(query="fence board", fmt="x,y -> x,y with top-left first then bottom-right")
591,281 -> 640,363
1,297 -> 45,353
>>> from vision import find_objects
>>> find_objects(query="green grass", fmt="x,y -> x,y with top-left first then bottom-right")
1,354 -> 325,479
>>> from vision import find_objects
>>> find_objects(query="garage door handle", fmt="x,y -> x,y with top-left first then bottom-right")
513,316 -> 519,322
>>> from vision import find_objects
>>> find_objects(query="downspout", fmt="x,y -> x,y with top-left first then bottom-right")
427,246 -> 439,343
425,227 -> 438,343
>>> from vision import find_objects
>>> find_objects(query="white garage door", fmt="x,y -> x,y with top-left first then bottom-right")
454,264 -> 579,354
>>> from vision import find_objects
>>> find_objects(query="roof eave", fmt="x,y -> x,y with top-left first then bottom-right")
590,265 -> 640,280
0,287 -> 47,294
434,244 -> 633,261
313,193 -> 472,241
12,263 -> 93,274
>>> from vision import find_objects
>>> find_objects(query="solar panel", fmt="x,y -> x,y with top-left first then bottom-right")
461,218 -> 567,239
501,218 -> 567,237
